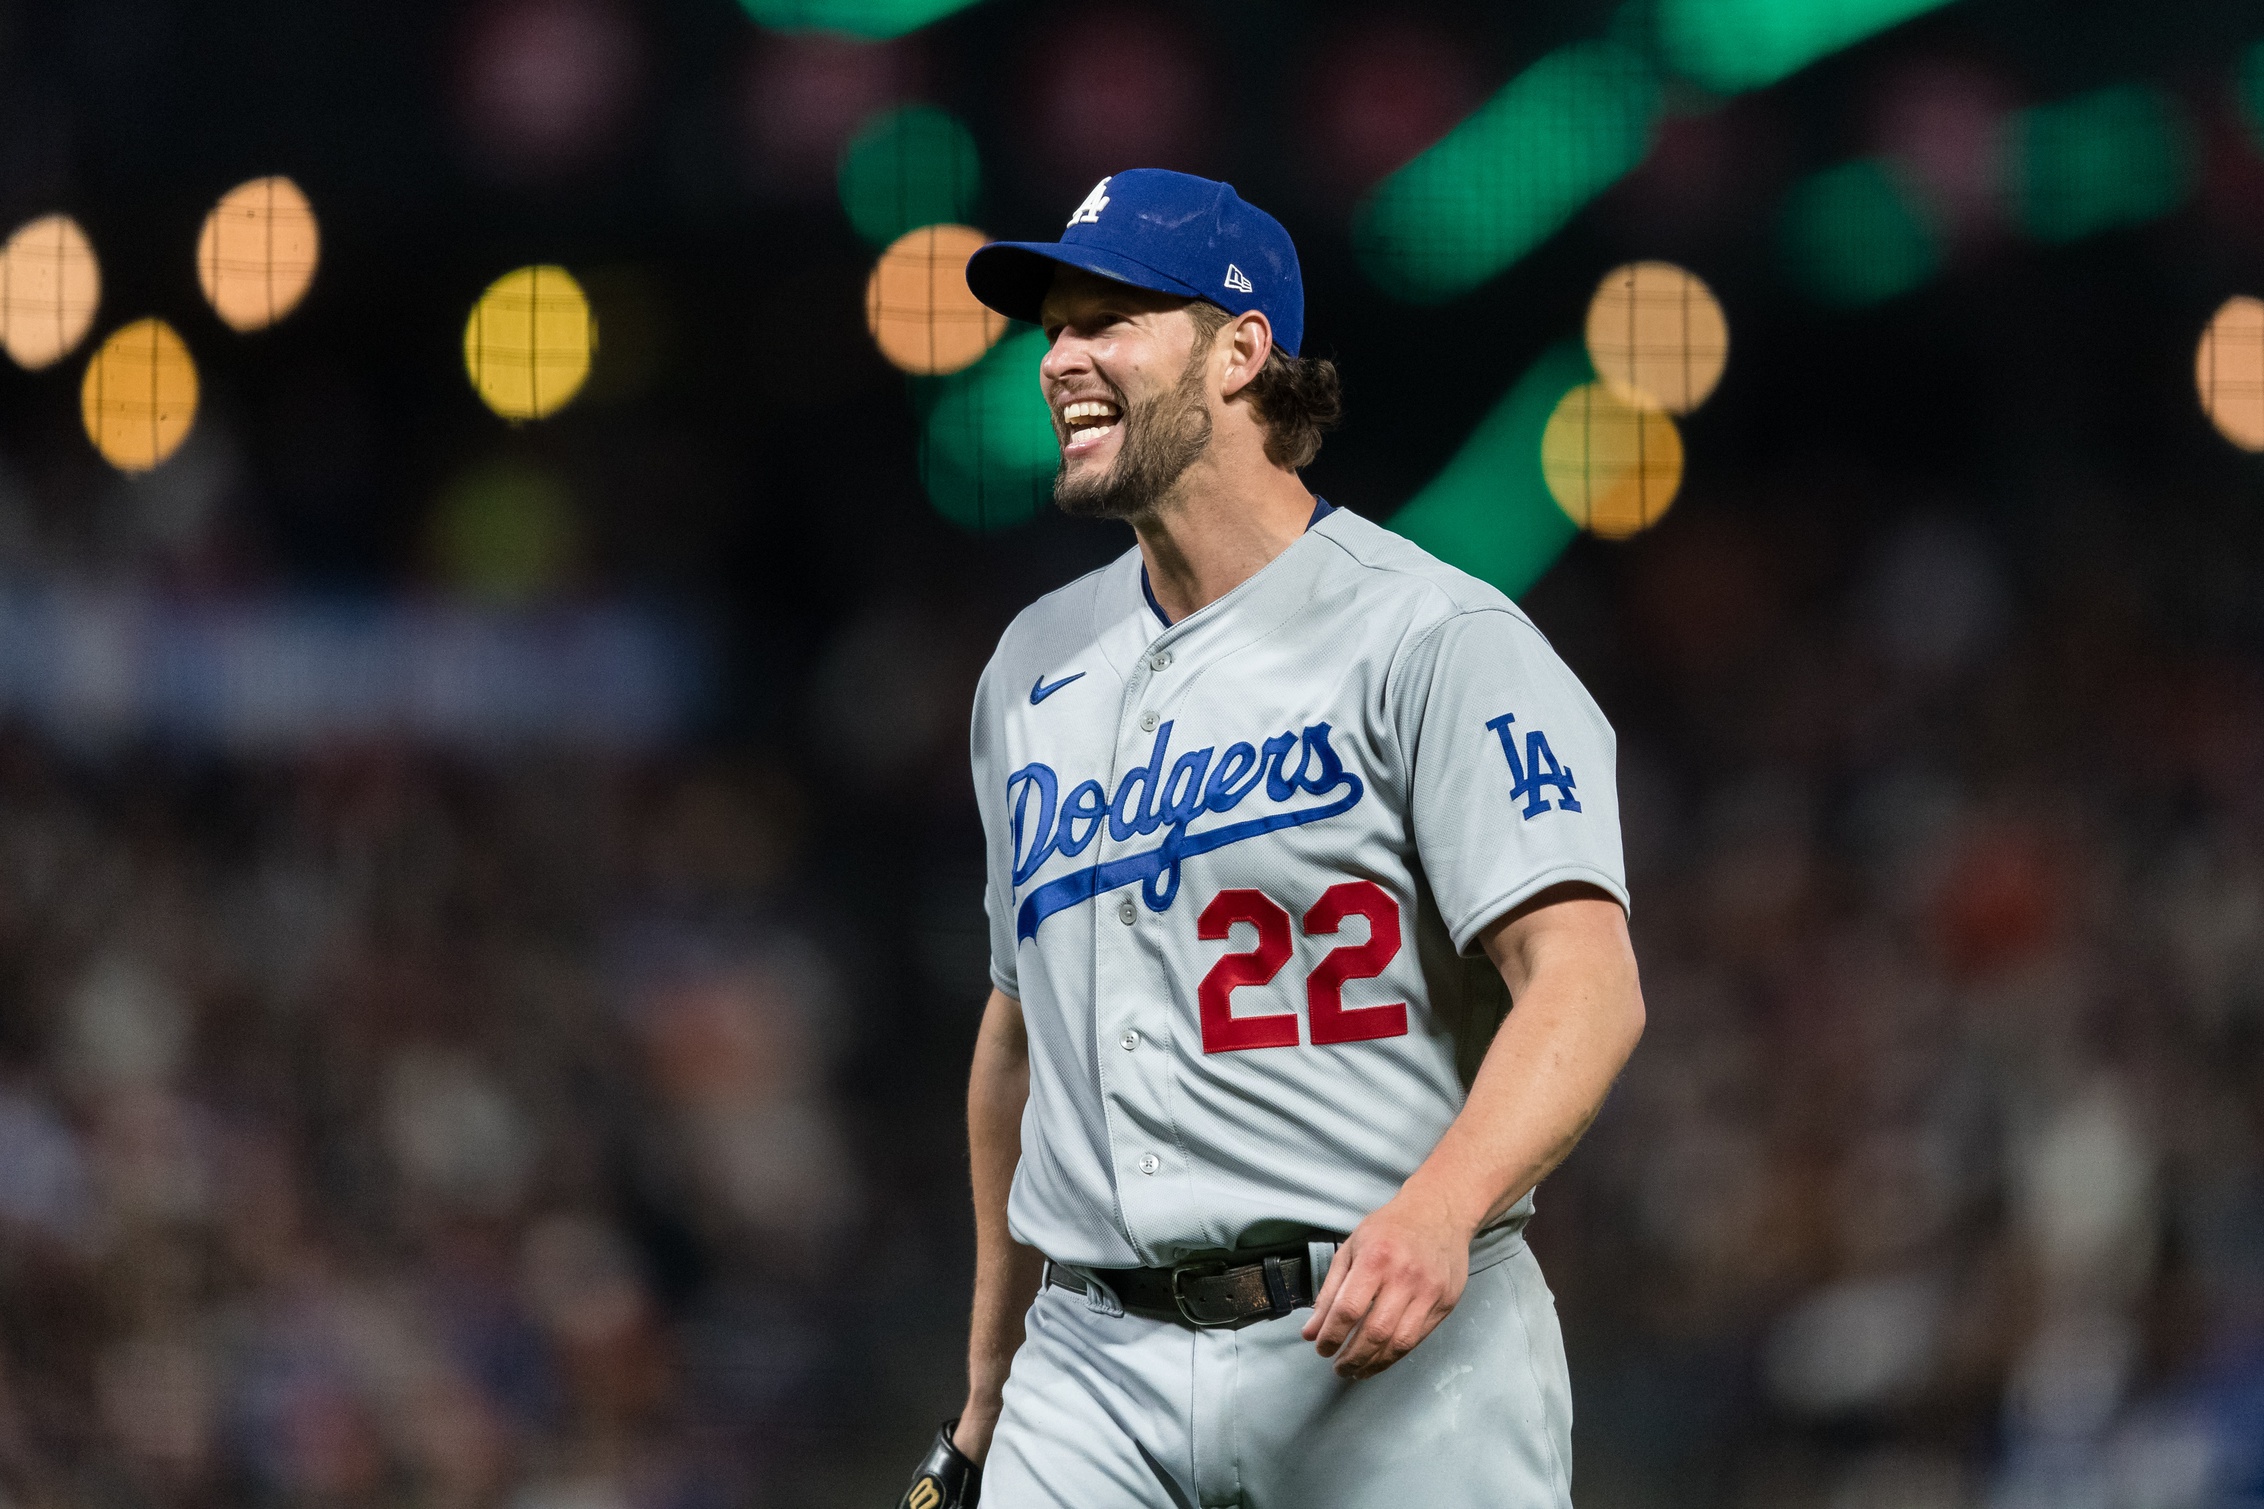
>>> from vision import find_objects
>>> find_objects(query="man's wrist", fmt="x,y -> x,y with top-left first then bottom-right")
951,1405 -> 1001,1463
1395,1165 -> 1489,1243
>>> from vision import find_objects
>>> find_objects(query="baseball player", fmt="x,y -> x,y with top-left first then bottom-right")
896,169 -> 1645,1509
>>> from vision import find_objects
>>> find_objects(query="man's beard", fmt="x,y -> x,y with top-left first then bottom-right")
1053,343 -> 1213,521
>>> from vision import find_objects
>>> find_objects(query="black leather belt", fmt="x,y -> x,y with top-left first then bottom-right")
1043,1236 -> 1339,1329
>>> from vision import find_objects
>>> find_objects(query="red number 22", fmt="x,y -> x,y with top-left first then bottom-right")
1195,881 -> 1407,1055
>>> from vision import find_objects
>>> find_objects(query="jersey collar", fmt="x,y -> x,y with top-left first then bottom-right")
1140,496 -> 1336,629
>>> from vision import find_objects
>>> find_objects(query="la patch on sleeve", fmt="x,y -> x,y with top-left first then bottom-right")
1485,713 -> 1582,819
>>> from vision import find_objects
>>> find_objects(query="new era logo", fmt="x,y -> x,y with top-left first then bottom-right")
1223,264 -> 1253,293
1067,178 -> 1112,226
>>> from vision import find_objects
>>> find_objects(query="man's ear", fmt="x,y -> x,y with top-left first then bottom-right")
1218,312 -> 1275,399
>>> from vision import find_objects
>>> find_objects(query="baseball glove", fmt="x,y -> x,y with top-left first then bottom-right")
897,1419 -> 981,1509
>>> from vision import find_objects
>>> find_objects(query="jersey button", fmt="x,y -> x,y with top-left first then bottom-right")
1148,651 -> 1172,671
1138,711 -> 1159,732
1120,1030 -> 1140,1051
1117,899 -> 1137,925
1137,1154 -> 1160,1175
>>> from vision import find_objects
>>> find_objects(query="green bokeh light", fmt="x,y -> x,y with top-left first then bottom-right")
2009,85 -> 2194,244
838,105 -> 981,248
919,327 -> 1056,532
1387,342 -> 1590,599
431,459 -> 579,605
1779,159 -> 1940,306
2242,42 -> 2264,151
1656,0 -> 1958,94
738,0 -> 983,40
1353,42 -> 1661,306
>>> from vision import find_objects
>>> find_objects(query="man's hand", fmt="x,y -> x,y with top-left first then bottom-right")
1300,1184 -> 1473,1379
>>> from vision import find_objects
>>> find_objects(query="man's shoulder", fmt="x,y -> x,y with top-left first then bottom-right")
1006,546 -> 1139,644
981,547 -> 1139,686
1307,507 -> 1542,641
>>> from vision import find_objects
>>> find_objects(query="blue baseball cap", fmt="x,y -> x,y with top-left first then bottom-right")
965,169 -> 1306,357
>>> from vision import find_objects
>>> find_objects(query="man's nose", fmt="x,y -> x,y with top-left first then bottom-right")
1039,331 -> 1091,385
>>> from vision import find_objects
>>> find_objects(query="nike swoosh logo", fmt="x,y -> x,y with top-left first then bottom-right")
1030,672 -> 1085,705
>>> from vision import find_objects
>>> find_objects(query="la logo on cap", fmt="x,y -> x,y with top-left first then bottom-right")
1068,178 -> 1112,227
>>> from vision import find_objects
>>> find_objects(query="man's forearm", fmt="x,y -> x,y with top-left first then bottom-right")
1404,893 -> 1645,1236
957,988 -> 1042,1462
1303,889 -> 1643,1378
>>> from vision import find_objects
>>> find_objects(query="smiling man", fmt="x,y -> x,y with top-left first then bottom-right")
892,169 -> 1646,1509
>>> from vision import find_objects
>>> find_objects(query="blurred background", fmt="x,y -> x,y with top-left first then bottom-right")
0,0 -> 2260,1505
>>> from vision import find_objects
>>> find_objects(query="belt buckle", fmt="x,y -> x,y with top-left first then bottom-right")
1168,1259 -> 1236,1328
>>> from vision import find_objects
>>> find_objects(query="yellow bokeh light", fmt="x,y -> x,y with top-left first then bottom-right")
2196,295 -> 2264,452
81,318 -> 199,473
1584,260 -> 1728,415
865,223 -> 1006,376
464,265 -> 595,421
196,175 -> 320,332
0,214 -> 101,370
1540,381 -> 1682,538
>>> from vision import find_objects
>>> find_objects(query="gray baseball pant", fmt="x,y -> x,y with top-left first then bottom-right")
982,1228 -> 1573,1509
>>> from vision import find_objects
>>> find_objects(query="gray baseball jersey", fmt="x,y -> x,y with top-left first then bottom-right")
970,503 -> 1628,1269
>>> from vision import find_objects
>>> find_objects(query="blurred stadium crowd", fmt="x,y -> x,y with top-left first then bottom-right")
0,741 -> 880,1507
0,478 -> 2255,1509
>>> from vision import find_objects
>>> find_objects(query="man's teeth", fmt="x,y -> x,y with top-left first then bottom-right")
1062,400 -> 1120,444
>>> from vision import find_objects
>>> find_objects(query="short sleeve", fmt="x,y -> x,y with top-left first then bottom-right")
1395,609 -> 1629,953
969,668 -> 1020,999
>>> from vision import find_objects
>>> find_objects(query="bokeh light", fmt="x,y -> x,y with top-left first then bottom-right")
736,0 -> 980,41
80,318 -> 199,473
2242,42 -> 2264,153
195,176 -> 320,332
1540,381 -> 1682,538
2197,296 -> 2264,452
1585,261 -> 1728,415
574,265 -> 667,405
1354,41 -> 1661,305
1388,341 -> 1587,598
837,105 -> 980,248
919,326 -> 1054,531
1027,11 -> 1203,191
1656,0 -> 1956,94
1780,159 -> 1940,306
2008,85 -> 2193,244
1872,60 -> 2012,243
430,457 -> 580,602
1304,21 -> 1481,201
464,265 -> 596,420
740,33 -> 917,189
457,0 -> 642,181
0,214 -> 101,370
864,223 -> 1004,376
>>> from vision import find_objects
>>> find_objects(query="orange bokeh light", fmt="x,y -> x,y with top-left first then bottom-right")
1585,260 -> 1728,415
864,223 -> 1006,376
0,214 -> 101,370
196,176 -> 320,332
1540,381 -> 1683,538
2197,295 -> 2264,452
